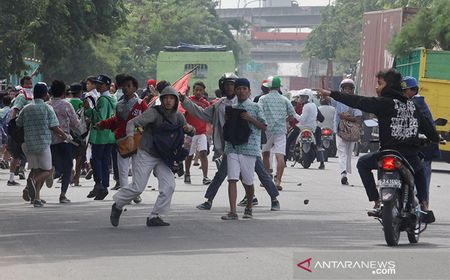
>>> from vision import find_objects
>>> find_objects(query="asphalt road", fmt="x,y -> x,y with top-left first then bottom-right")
0,155 -> 449,280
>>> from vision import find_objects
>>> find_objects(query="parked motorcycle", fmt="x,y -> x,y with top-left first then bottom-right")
292,128 -> 316,169
368,118 -> 447,246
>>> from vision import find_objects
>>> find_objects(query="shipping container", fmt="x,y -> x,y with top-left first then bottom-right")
395,48 -> 450,162
358,8 -> 418,97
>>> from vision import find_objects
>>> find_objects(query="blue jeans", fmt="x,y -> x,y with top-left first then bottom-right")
422,160 -> 432,202
51,143 -> 73,193
91,144 -> 113,189
204,156 -> 279,201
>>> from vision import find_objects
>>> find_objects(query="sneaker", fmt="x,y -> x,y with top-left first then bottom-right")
59,196 -> 71,203
341,176 -> 349,185
202,177 -> 212,185
318,163 -> 325,169
184,174 -> 191,184
243,208 -> 253,219
26,178 -> 36,202
176,164 -> 185,177
22,188 -> 30,202
46,167 -> 54,188
221,212 -> 238,220
7,180 -> 20,186
146,216 -> 170,227
196,201 -> 212,210
214,157 -> 222,169
87,183 -> 102,198
193,162 -> 200,166
94,189 -> 108,200
18,171 -> 25,180
33,199 -> 44,208
133,195 -> 142,204
111,181 -> 121,190
110,203 -> 123,227
238,196 -> 259,207
421,210 -> 436,224
271,199 -> 280,211
85,169 -> 93,180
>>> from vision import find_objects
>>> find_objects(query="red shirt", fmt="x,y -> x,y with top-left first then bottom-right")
186,96 -> 210,135
97,99 -> 148,139
289,102 -> 304,128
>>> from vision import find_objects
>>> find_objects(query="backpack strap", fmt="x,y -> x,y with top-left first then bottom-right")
154,105 -> 174,125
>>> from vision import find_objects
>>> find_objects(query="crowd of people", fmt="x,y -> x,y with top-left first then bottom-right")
0,68 -> 440,226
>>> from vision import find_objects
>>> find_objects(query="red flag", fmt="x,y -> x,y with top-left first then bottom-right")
172,68 -> 196,113
172,68 -> 195,95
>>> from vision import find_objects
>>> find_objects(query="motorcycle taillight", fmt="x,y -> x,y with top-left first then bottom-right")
322,129 -> 331,136
302,131 -> 311,138
380,157 -> 401,171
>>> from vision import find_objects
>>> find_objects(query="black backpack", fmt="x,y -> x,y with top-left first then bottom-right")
152,106 -> 189,170
223,106 -> 251,147
7,118 -> 24,144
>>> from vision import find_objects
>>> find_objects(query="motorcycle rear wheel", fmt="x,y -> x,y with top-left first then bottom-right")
407,216 -> 421,244
382,199 -> 401,246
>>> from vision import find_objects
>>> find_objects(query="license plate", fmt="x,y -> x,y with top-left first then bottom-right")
378,172 -> 402,188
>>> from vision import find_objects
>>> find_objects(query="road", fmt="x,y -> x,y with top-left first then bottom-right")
0,155 -> 449,280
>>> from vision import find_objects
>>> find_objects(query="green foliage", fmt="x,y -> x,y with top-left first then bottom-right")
389,0 -> 450,55
115,0 -> 239,84
0,0 -> 237,86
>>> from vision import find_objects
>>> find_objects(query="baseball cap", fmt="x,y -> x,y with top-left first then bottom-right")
401,76 -> 418,89
94,74 -> 112,86
267,76 -> 281,90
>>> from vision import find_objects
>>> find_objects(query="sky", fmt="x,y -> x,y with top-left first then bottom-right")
218,0 -> 331,8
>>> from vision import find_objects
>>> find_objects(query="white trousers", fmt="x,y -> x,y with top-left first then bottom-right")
117,154 -> 131,188
113,149 -> 175,216
336,135 -> 355,174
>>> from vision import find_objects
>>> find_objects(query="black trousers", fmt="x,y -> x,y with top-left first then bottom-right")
357,151 -> 426,203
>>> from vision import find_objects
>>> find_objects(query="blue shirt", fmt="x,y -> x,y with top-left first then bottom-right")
224,99 -> 266,157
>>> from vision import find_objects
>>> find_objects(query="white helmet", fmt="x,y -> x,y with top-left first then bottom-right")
340,78 -> 355,89
298,89 -> 314,102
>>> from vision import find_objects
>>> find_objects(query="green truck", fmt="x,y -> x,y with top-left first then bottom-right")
157,47 -> 236,96
394,48 -> 450,162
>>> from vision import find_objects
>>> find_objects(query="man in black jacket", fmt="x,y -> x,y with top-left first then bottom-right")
317,69 -> 439,216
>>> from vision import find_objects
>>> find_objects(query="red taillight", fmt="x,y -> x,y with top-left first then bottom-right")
382,157 -> 396,171
322,129 -> 331,136
302,131 -> 311,138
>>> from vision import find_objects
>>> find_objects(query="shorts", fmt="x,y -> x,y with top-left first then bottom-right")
6,137 -> 24,159
189,134 -> 208,156
22,145 -> 52,170
262,133 -> 287,155
227,153 -> 256,186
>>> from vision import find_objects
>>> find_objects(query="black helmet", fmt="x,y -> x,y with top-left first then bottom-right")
218,72 -> 238,93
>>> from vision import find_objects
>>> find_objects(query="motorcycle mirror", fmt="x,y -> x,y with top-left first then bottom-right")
364,119 -> 378,127
435,118 -> 447,126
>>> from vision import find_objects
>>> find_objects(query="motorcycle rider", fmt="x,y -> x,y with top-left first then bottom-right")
295,89 -> 325,166
402,76 -> 439,212
317,69 -> 439,223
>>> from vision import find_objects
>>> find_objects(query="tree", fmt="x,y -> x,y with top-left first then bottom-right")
0,0 -> 127,81
389,0 -> 450,55
114,0 -> 239,84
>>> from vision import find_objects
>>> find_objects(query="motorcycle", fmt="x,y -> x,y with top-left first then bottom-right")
292,128 -> 316,169
369,118 -> 447,246
321,127 -> 334,162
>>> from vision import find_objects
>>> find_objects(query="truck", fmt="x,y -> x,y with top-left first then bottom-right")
357,8 -> 418,97
157,45 -> 236,96
394,48 -> 450,162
